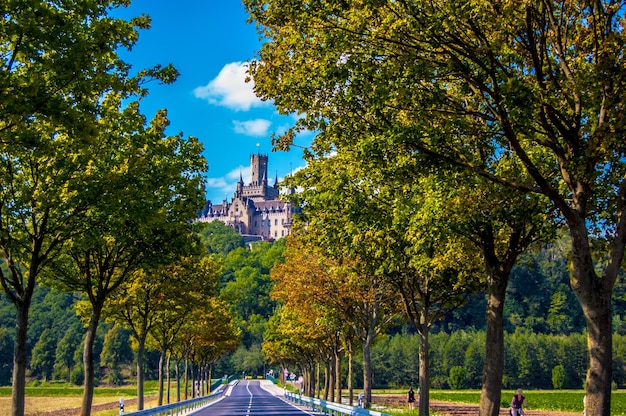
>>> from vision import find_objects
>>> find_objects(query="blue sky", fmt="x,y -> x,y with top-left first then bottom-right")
114,1 -> 310,203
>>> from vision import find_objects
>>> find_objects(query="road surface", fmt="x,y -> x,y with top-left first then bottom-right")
193,380 -> 321,415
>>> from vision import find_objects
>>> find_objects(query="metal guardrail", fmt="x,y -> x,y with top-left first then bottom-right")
125,389 -> 224,416
285,391 -> 391,416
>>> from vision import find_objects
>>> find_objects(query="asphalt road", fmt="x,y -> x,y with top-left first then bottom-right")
192,380 -> 321,416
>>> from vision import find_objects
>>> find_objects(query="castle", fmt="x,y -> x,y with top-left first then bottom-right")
196,154 -> 294,241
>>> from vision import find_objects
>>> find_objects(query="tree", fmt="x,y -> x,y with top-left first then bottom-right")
0,328 -> 13,385
100,325 -> 133,385
449,366 -> 468,390
220,240 -> 284,347
46,94 -> 206,415
29,328 -> 57,381
194,221 -> 245,255
271,235 -> 400,408
552,365 -> 566,389
144,255 -> 223,405
0,2 -> 177,415
108,254 -> 221,408
175,299 -> 240,399
54,323 -> 84,382
244,2 -> 625,415
276,150 -> 492,413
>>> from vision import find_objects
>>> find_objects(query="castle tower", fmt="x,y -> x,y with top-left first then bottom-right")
250,153 -> 268,186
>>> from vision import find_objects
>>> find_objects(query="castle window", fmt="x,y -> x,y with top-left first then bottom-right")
261,220 -> 265,226
275,219 -> 278,225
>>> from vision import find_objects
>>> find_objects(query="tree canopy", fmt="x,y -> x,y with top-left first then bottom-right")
244,1 -> 626,415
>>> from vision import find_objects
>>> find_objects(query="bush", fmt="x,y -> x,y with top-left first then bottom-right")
449,366 -> 468,390
552,365 -> 565,389
70,366 -> 84,386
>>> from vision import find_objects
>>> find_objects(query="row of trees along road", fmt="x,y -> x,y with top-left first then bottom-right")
0,2 -> 227,416
244,1 -> 626,416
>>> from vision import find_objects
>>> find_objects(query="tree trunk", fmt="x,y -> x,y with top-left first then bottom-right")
158,349 -> 165,406
208,364 -> 213,395
335,348 -> 342,404
166,352 -> 171,404
184,359 -> 189,400
348,346 -> 353,406
328,359 -> 335,402
479,265 -> 509,416
175,358 -> 181,402
418,325 -> 429,416
81,307 -> 103,416
11,298 -> 30,416
569,221 -> 616,416
323,363 -> 330,401
136,338 -> 145,410
362,335 -> 373,409
316,362 -> 321,399
308,363 -> 315,396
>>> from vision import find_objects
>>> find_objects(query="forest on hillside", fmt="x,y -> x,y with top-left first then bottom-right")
1,222 -> 624,389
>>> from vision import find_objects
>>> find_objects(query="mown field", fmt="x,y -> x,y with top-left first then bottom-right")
0,381 -> 177,416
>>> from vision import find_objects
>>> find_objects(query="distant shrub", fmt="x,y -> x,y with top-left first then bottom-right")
449,366 -> 468,390
552,365 -> 565,389
70,366 -> 84,386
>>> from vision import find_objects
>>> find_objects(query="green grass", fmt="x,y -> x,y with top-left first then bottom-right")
427,390 -> 626,415
0,380 -> 170,397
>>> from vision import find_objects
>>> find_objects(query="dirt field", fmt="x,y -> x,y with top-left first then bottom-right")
373,395 -> 582,416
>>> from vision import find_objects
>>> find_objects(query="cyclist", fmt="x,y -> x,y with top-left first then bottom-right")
511,388 -> 529,416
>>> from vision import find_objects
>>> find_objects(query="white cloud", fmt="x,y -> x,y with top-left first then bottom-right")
205,166 -> 251,202
233,119 -> 271,137
226,166 -> 251,183
193,62 -> 265,111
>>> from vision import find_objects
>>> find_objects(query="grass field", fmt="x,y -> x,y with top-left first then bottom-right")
431,390 -> 589,412
0,381 -> 191,416
374,389 -> 626,415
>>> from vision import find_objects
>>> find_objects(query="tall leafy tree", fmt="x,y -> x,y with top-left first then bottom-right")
29,328 -> 56,381
244,2 -> 625,415
46,94 -> 206,415
54,323 -> 84,381
146,255 -> 223,405
272,235 -> 400,408
108,254 -> 221,409
0,2 -> 177,415
100,325 -> 133,385
282,153 -> 488,413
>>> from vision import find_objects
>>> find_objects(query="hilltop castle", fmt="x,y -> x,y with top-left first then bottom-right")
196,154 -> 294,241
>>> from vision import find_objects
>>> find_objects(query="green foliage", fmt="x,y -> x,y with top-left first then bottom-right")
370,334 -> 419,388
552,365 -> 566,389
364,331 -> 624,391
231,344 -> 265,377
30,329 -> 58,381
70,365 -> 85,387
53,323 -> 83,382
245,1 -> 626,412
220,240 -> 285,347
100,325 -> 133,385
0,328 -> 13,385
448,366 -> 468,390
194,221 -> 245,254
